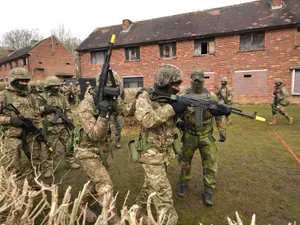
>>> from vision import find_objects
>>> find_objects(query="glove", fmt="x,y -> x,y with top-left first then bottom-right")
171,101 -> 187,114
209,103 -> 231,117
176,120 -> 187,132
44,104 -> 57,114
99,100 -> 110,118
219,133 -> 226,142
10,117 -> 25,127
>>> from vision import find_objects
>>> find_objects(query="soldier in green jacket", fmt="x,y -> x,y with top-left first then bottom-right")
216,76 -> 233,124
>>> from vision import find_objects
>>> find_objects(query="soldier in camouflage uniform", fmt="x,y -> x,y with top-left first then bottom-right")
60,81 -> 69,96
268,78 -> 293,125
133,64 -> 189,225
177,71 -> 227,206
0,68 -> 42,173
39,76 -> 80,178
75,71 -> 122,223
216,76 -> 233,124
74,81 -> 81,106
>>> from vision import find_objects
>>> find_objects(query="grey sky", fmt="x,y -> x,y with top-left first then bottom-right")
1,0 -> 257,41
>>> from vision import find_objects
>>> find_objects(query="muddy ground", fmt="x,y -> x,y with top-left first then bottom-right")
40,105 -> 299,225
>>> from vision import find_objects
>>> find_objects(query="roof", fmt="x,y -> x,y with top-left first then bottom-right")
0,37 -> 49,65
76,0 -> 300,51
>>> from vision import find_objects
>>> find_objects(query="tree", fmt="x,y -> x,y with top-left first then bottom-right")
51,24 -> 81,56
0,28 -> 43,50
0,47 -> 8,59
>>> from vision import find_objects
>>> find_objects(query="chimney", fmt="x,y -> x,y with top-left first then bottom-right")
31,40 -> 38,46
122,19 -> 132,32
271,0 -> 284,9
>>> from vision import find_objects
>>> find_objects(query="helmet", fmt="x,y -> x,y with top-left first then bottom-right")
9,67 -> 30,83
274,78 -> 283,84
221,77 -> 228,82
190,71 -> 205,82
154,64 -> 183,88
44,76 -> 62,88
86,81 -> 90,85
96,70 -> 122,87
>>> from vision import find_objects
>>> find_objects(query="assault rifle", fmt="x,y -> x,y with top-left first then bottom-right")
4,104 -> 53,159
94,34 -> 120,116
38,95 -> 75,131
152,90 -> 266,126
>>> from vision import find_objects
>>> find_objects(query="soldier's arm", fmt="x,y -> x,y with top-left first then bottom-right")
0,91 -> 11,125
76,94 -> 107,141
134,91 -> 175,129
279,87 -> 289,99
227,86 -> 233,101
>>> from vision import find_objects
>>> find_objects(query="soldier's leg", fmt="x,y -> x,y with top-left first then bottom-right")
115,114 -> 123,149
43,131 -> 60,178
277,105 -> 293,124
199,135 -> 218,205
137,163 -> 178,225
178,131 -> 198,196
269,103 -> 278,125
2,137 -> 22,172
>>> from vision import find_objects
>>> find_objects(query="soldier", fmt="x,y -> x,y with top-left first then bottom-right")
177,70 -> 227,206
68,82 -> 75,105
39,76 -> 80,178
0,68 -> 42,174
216,76 -> 233,124
75,71 -> 122,223
268,78 -> 293,125
74,81 -> 81,106
60,81 -> 69,96
132,64 -> 189,225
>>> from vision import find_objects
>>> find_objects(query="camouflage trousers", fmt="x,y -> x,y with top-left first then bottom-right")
136,155 -> 178,225
179,131 -> 218,194
109,112 -> 123,139
271,103 -> 289,117
44,125 -> 75,169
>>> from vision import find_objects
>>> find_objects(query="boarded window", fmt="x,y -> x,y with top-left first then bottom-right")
194,38 -> 215,55
292,69 -> 300,95
240,31 -> 265,51
159,42 -> 176,58
296,27 -> 300,46
125,46 -> 140,61
234,70 -> 268,95
90,50 -> 107,65
123,76 -> 144,88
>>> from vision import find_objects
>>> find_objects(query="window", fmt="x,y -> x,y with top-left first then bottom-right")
123,76 -> 144,88
159,42 -> 176,58
8,62 -> 12,70
125,46 -> 140,61
22,58 -> 27,66
292,69 -> 300,95
90,50 -> 107,65
240,31 -> 265,51
194,38 -> 215,55
15,60 -> 18,67
0,65 -> 2,71
296,27 -> 300,46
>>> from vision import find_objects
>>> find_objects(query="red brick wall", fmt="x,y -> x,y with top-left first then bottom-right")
79,27 -> 300,104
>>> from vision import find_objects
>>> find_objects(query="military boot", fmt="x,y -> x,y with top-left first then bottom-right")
286,116 -> 293,125
80,204 -> 97,223
69,162 -> 80,169
177,182 -> 188,197
115,137 -> 121,149
268,116 -> 276,125
203,192 -> 214,206
44,167 -> 53,178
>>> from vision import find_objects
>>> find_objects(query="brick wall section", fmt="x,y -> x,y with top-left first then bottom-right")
79,27 -> 300,104
0,37 -> 75,81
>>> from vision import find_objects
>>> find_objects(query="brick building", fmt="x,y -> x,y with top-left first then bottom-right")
0,36 -> 75,81
76,0 -> 300,104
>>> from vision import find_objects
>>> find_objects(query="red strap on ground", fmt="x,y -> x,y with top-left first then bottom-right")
274,132 -> 300,165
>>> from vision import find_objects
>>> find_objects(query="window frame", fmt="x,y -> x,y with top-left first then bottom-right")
90,50 -> 108,65
194,38 -> 215,56
22,58 -> 27,66
159,42 -> 176,59
123,76 -> 144,88
291,69 -> 300,95
125,46 -> 140,62
240,31 -> 265,51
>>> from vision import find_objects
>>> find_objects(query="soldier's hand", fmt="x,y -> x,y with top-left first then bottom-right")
99,100 -> 110,118
171,101 -> 188,114
209,103 -> 231,116
10,117 -> 25,127
219,133 -> 226,142
176,120 -> 187,132
44,104 -> 57,114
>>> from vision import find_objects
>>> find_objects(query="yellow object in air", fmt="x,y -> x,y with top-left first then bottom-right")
111,34 -> 116,44
49,147 -> 53,152
255,116 -> 266,122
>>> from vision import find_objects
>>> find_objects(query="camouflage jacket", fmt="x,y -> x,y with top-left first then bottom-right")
273,84 -> 290,106
181,88 -> 226,136
216,84 -> 233,105
0,86 -> 40,137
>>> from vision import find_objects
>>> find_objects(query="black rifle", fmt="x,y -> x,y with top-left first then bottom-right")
38,94 -> 75,131
4,104 -> 53,159
94,34 -> 120,116
152,90 -> 266,126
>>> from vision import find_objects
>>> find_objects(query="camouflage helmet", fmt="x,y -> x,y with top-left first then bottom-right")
190,70 -> 205,82
44,76 -> 62,88
274,78 -> 283,84
221,77 -> 228,82
9,67 -> 31,83
96,70 -> 122,87
154,64 -> 183,88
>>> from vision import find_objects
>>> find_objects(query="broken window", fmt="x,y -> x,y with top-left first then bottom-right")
123,76 -> 144,88
240,31 -> 264,51
159,42 -> 176,58
194,38 -> 215,55
295,27 -> 300,46
90,50 -> 107,65
125,46 -> 140,61
22,58 -> 27,66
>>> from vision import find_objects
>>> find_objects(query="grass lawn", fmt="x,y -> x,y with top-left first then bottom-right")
48,105 -> 300,225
